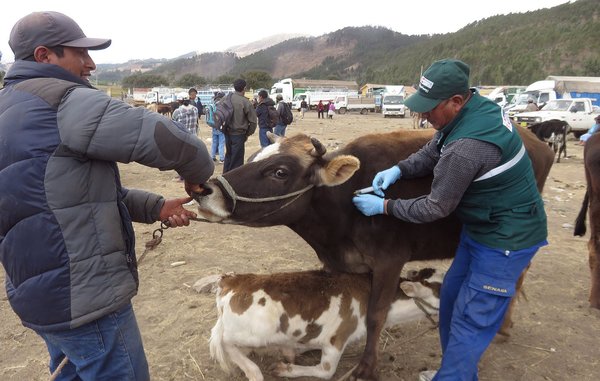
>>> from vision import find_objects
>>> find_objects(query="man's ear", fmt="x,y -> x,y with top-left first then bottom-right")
33,46 -> 52,63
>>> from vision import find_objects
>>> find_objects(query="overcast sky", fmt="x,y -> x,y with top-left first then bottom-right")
1,0 -> 572,64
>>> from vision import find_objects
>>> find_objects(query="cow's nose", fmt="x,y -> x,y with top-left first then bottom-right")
191,186 -> 213,201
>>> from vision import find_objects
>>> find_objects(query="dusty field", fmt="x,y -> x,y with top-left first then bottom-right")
2,110 -> 600,381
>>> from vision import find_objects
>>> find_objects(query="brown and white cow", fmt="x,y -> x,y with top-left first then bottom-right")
574,132 -> 600,308
201,268 -> 443,381
192,128 -> 554,380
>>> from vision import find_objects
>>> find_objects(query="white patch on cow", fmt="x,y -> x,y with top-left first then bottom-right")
251,143 -> 281,162
195,191 -> 230,222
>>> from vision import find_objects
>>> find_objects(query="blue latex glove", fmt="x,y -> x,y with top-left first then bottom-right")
353,194 -> 385,216
372,166 -> 401,196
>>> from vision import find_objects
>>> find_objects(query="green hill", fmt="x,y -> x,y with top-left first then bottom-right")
124,0 -> 599,88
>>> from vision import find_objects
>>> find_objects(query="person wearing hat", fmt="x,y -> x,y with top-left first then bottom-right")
0,11 -> 214,381
352,59 -> 547,381
223,78 -> 257,173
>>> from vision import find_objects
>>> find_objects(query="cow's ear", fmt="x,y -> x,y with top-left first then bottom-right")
317,155 -> 360,186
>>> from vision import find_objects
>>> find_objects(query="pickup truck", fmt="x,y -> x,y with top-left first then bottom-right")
334,95 -> 377,115
512,98 -> 600,137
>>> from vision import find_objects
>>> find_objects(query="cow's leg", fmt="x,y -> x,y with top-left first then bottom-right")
224,344 -> 264,381
588,236 -> 600,308
273,346 -> 341,379
350,267 -> 402,381
586,169 -> 600,309
588,194 -> 600,308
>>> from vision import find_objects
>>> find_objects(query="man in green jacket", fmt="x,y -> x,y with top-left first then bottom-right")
353,59 -> 547,381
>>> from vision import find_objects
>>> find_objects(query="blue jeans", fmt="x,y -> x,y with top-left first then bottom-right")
274,123 -> 287,137
35,303 -> 149,381
433,230 -> 545,381
259,127 -> 273,147
211,128 -> 225,160
223,134 -> 247,173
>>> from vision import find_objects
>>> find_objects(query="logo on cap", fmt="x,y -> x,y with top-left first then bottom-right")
419,76 -> 434,94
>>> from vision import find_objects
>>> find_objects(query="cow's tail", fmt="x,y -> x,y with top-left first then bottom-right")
209,304 -> 232,374
574,189 -> 589,236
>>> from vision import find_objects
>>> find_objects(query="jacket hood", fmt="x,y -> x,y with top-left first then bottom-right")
259,97 -> 276,107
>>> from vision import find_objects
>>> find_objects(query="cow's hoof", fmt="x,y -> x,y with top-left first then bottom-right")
348,365 -> 378,381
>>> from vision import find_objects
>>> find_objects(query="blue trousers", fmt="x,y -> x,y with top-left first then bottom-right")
35,303 -> 149,381
259,127 -> 273,147
274,123 -> 287,137
433,230 -> 545,381
223,134 -> 247,173
211,128 -> 225,160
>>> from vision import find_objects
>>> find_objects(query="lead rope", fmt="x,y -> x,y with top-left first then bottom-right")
215,175 -> 314,215
48,356 -> 69,381
413,297 -> 439,327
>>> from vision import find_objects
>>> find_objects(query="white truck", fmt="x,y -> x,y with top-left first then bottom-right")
334,95 -> 377,115
291,90 -> 354,111
505,76 -> 600,117
512,98 -> 600,137
381,86 -> 407,118
271,77 -> 359,104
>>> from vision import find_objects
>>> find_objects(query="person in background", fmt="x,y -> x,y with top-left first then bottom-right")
188,87 -> 204,121
0,11 -> 214,381
172,97 -> 199,135
525,98 -> 539,112
210,92 -> 226,162
275,94 -> 290,136
317,100 -> 325,119
327,100 -> 336,119
255,89 -> 276,147
300,98 -> 309,119
578,114 -> 600,145
352,59 -> 547,381
223,79 -> 257,173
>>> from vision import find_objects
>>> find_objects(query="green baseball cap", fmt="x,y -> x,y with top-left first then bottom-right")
405,59 -> 470,113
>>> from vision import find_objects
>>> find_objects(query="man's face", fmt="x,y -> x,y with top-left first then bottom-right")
421,95 -> 466,130
189,92 -> 197,100
46,46 -> 96,83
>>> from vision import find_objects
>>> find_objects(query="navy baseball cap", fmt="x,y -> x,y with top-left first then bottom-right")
9,11 -> 111,60
405,59 -> 470,113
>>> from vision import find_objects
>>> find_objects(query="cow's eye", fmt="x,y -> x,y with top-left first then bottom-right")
274,168 -> 288,179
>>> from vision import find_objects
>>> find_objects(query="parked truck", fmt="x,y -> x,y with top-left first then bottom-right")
291,90 -> 354,111
334,95 -> 377,114
270,77 -> 358,104
512,98 -> 600,137
486,86 -> 526,108
381,86 -> 407,118
505,76 -> 600,117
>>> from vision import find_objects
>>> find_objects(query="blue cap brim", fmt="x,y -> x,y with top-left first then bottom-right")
405,93 -> 442,113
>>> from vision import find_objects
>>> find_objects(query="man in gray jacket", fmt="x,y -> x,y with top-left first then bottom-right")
0,12 -> 214,381
223,78 -> 257,173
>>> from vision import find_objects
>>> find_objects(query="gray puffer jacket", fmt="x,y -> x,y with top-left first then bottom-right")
0,61 -> 214,332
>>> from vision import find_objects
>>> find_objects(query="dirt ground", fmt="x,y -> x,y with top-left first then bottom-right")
2,110 -> 600,381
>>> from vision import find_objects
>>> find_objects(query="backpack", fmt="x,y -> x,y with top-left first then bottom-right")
266,104 -> 279,128
280,102 -> 293,125
205,93 -> 234,132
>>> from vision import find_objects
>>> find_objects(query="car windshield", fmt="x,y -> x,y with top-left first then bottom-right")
384,95 -> 404,105
542,100 -> 572,111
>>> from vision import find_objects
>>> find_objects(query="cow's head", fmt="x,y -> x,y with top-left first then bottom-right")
193,133 -> 360,226
400,267 -> 444,300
